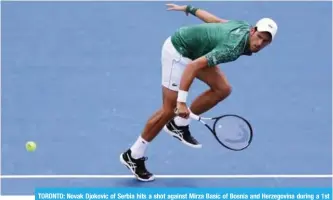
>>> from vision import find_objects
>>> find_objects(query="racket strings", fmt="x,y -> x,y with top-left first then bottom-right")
214,116 -> 252,150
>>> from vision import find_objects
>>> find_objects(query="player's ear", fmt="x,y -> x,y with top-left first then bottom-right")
250,27 -> 256,36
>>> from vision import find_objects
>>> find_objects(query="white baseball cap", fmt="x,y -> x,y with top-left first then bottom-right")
255,18 -> 278,40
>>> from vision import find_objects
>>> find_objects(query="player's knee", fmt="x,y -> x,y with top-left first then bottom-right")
214,84 -> 232,101
162,107 -> 175,120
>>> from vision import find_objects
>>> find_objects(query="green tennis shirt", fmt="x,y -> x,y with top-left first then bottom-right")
171,20 -> 252,67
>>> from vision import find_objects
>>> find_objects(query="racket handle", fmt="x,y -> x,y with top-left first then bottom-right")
189,112 -> 200,121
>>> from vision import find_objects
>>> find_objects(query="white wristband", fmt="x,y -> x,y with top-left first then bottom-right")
177,90 -> 188,103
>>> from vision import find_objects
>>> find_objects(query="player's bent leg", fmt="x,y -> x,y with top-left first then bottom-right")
190,66 -> 232,115
120,86 -> 177,182
167,66 -> 229,148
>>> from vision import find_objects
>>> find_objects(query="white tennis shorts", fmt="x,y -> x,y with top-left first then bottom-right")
161,37 -> 192,92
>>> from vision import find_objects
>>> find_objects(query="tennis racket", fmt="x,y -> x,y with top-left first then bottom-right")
189,112 -> 253,151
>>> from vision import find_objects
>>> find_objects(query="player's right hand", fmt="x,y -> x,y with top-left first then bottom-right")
175,102 -> 190,119
165,4 -> 188,15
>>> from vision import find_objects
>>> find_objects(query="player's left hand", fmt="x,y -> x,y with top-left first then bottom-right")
166,4 -> 188,15
175,102 -> 190,119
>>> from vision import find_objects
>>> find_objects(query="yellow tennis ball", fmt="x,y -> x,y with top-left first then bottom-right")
26,141 -> 37,152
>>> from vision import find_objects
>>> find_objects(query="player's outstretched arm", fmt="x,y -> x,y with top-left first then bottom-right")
166,3 -> 228,23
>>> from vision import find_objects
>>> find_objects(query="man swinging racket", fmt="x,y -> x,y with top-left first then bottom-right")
120,3 -> 278,182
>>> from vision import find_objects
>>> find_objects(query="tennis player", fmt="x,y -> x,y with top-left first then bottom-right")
120,3 -> 278,181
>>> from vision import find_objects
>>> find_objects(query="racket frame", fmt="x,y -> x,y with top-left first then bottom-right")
190,113 -> 253,151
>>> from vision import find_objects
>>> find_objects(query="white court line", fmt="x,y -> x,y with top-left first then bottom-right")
1,174 -> 332,179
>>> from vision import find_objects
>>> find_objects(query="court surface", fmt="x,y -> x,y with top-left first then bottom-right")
1,1 -> 332,195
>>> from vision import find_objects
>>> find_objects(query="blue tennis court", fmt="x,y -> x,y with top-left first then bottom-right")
1,1 -> 332,195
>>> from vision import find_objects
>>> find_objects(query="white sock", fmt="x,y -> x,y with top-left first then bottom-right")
130,136 -> 149,159
174,116 -> 191,126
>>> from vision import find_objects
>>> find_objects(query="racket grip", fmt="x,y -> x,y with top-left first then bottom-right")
189,112 -> 200,121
